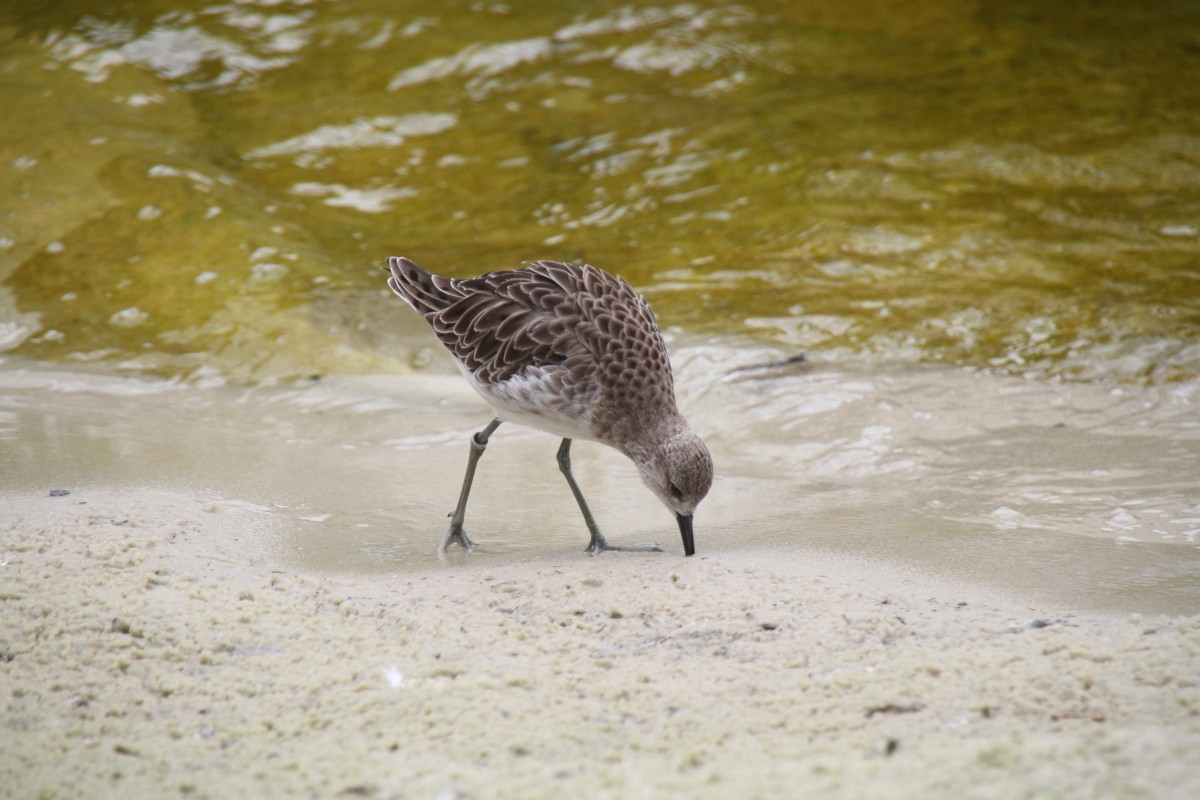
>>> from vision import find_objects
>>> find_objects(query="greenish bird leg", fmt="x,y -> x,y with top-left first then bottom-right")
556,438 -> 661,555
440,418 -> 502,551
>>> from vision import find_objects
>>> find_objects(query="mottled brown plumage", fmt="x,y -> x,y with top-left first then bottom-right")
384,256 -> 712,556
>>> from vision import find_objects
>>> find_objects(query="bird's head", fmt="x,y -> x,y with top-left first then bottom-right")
635,422 -> 713,556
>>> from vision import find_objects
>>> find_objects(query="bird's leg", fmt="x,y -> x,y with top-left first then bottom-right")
556,439 -> 661,555
441,418 -> 502,552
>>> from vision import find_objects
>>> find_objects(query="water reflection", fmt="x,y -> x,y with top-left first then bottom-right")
45,8 -> 303,89
3,0 -> 1196,383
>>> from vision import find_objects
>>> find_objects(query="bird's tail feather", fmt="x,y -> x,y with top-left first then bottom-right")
385,256 -> 458,318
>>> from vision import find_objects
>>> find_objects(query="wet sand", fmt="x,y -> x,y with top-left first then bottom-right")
3,486 -> 1198,799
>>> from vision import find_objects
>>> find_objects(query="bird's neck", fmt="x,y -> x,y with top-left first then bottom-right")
606,409 -> 690,463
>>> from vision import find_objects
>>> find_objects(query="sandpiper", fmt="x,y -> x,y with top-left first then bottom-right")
384,256 -> 713,556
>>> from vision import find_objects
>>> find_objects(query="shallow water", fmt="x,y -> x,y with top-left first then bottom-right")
1,3 -> 1198,612
3,350 -> 1197,615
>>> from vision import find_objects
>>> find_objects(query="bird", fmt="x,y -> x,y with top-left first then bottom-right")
383,256 -> 713,556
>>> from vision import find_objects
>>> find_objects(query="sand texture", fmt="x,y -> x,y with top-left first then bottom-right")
3,487 -> 1198,799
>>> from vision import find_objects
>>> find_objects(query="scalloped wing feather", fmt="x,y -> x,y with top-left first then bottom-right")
385,257 -> 671,401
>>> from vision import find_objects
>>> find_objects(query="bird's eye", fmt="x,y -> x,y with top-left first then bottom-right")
668,482 -> 683,500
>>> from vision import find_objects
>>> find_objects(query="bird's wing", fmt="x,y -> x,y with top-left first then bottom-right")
386,256 -> 671,391
518,261 -> 674,409
386,257 -> 578,382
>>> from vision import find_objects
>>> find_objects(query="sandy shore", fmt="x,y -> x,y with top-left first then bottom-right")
2,486 -> 1198,799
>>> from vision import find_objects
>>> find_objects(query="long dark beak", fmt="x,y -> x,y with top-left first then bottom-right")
676,513 -> 695,557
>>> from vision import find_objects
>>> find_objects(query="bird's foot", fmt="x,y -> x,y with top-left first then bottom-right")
585,534 -> 662,555
439,522 -> 475,553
